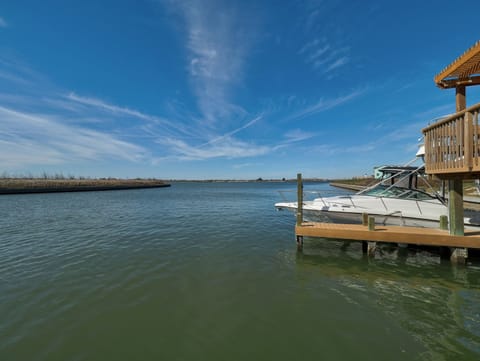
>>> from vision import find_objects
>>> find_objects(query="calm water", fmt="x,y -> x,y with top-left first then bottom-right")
1,182 -> 479,360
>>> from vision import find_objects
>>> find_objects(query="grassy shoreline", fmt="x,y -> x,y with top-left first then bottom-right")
0,178 -> 170,194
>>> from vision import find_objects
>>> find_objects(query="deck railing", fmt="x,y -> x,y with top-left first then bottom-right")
423,102 -> 480,177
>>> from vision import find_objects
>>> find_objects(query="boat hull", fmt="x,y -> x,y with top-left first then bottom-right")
275,201 -> 480,229
277,203 -> 441,228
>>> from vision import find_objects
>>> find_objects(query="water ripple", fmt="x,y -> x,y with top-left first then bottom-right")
1,183 -> 480,360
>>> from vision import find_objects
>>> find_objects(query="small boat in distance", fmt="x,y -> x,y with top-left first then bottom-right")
275,165 -> 480,229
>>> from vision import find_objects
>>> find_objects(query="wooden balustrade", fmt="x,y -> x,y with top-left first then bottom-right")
423,102 -> 480,178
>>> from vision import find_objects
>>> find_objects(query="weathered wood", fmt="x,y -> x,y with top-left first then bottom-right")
296,173 -> 303,226
439,215 -> 448,230
456,85 -> 466,112
464,111 -> 474,170
368,216 -> 375,231
362,241 -> 368,254
367,242 -> 377,257
295,222 -> 480,249
296,235 -> 303,251
439,76 -> 480,89
449,179 -> 464,236
435,40 -> 480,89
450,247 -> 468,264
362,213 -> 368,226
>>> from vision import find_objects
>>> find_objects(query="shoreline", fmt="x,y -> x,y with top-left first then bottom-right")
0,179 -> 170,195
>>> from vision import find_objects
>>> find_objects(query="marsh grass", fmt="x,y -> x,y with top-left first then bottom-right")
0,178 -> 169,193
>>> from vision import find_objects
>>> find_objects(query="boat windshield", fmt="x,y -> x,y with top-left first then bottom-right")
363,184 -> 439,201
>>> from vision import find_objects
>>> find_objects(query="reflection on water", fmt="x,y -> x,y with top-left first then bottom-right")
296,239 -> 480,360
0,182 -> 479,360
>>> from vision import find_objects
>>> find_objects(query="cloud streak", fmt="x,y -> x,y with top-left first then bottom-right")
283,129 -> 317,143
285,88 -> 367,122
165,0 -> 253,124
0,17 -> 7,28
0,105 -> 147,168
156,136 -> 270,161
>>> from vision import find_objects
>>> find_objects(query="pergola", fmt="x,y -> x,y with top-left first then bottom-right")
435,40 -> 480,91
423,40 -> 480,238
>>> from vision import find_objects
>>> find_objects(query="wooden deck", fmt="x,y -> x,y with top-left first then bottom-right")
296,222 -> 480,249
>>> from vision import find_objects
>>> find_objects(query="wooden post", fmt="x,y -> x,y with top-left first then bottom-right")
464,111 -> 474,171
296,173 -> 303,226
448,179 -> 464,236
450,247 -> 468,264
456,85 -> 466,112
362,213 -> 368,226
439,215 -> 448,230
296,235 -> 303,251
448,85 -> 466,237
362,241 -> 368,254
367,242 -> 377,257
368,216 -> 375,231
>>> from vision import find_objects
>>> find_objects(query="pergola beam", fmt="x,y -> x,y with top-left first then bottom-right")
436,75 -> 480,89
435,41 -> 480,89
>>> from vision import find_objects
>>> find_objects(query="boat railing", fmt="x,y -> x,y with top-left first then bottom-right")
277,189 -> 353,204
381,210 -> 405,226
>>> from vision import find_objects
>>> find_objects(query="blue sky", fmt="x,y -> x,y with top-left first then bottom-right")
1,0 -> 480,180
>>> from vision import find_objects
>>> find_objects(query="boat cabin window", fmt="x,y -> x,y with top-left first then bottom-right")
363,185 -> 437,201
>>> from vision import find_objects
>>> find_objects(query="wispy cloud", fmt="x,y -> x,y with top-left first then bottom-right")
297,0 -> 352,77
283,129 -> 317,143
67,93 -> 160,122
200,115 -> 262,146
0,106 -> 147,168
0,55 -> 270,167
325,56 -> 349,73
301,40 -> 350,75
232,162 -> 263,169
311,141 -> 378,156
286,88 -> 367,122
164,0 -> 254,124
0,17 -> 7,28
156,136 -> 270,161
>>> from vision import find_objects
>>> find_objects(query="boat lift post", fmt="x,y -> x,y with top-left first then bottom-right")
296,173 -> 304,250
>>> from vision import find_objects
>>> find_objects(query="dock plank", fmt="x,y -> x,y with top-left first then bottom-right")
296,222 -> 480,249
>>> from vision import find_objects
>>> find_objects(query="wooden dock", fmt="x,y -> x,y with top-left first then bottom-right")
296,222 -> 480,249
290,43 -> 480,264
294,173 -> 478,263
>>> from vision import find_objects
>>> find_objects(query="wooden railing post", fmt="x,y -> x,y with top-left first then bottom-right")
296,173 -> 303,226
464,111 -> 474,171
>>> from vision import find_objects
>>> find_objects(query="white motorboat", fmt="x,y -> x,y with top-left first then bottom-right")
275,165 -> 480,229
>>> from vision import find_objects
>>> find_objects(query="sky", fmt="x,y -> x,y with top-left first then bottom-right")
1,0 -> 480,180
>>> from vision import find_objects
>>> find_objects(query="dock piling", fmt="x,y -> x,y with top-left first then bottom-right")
368,216 -> 375,231
450,247 -> 468,264
296,235 -> 304,251
440,215 -> 448,230
362,213 -> 368,226
296,173 -> 303,227
367,242 -> 377,257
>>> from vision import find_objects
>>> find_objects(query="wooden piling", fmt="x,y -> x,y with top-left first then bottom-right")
449,179 -> 464,236
450,247 -> 468,264
296,173 -> 303,227
296,235 -> 304,251
362,213 -> 368,226
439,215 -> 448,230
296,173 -> 304,252
362,241 -> 368,254
368,216 -> 375,231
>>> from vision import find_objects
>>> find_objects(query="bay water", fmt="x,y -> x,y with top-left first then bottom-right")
1,182 -> 479,360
